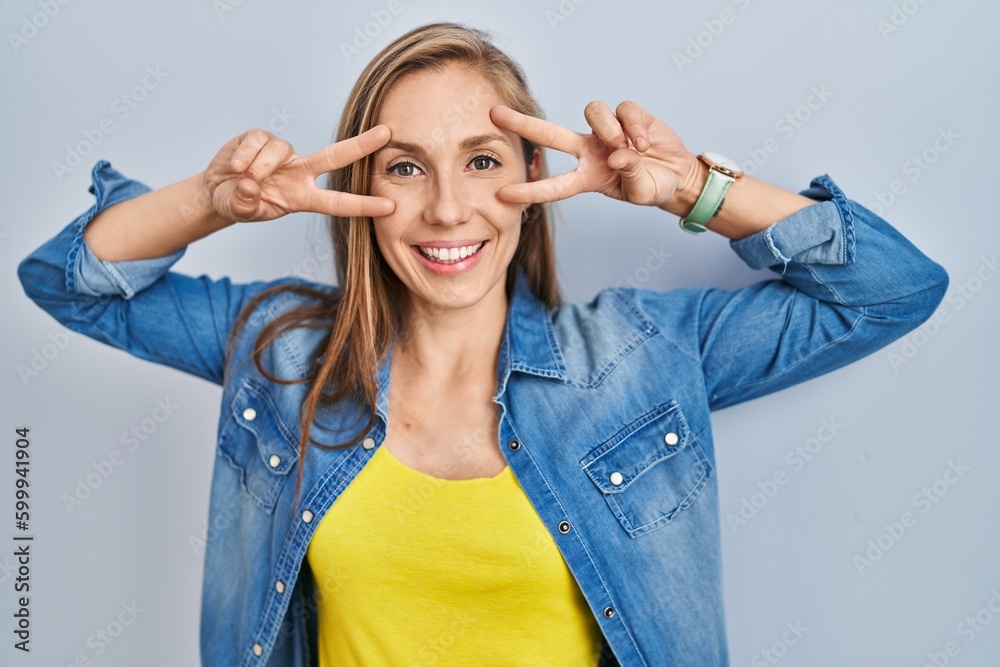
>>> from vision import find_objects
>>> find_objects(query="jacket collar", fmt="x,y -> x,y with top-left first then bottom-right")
373,268 -> 568,422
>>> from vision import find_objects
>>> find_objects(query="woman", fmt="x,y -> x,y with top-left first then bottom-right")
18,22 -> 947,667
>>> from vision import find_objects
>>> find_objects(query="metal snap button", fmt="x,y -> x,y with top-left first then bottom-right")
302,510 -> 314,523
252,643 -> 263,656
508,439 -> 521,451
362,437 -> 376,450
558,520 -> 571,534
275,580 -> 285,594
664,431 -> 679,446
603,606 -> 615,619
609,471 -> 623,486
243,407 -> 257,422
268,454 -> 281,469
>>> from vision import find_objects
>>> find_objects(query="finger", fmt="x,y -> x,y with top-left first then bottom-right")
304,124 -> 391,176
242,138 -> 293,182
615,101 -> 650,152
497,171 -> 584,204
490,105 -> 581,155
229,129 -> 276,173
607,146 -> 643,180
584,100 -> 628,151
214,178 -> 261,221
308,189 -> 395,218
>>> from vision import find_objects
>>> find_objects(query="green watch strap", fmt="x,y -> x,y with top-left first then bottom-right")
679,168 -> 735,234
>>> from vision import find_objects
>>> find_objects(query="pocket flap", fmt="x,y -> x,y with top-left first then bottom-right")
226,379 -> 299,475
580,400 -> 711,537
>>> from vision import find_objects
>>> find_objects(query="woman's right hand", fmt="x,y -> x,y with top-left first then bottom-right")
202,125 -> 396,222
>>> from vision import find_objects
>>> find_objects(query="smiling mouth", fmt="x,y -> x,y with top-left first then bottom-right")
415,241 -> 486,264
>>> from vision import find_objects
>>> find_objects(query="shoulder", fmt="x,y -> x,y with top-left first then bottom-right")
552,283 -> 709,342
546,284 -> 707,386
225,276 -> 342,385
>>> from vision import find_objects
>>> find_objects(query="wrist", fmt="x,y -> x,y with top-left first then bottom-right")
188,171 -> 235,229
661,154 -> 709,218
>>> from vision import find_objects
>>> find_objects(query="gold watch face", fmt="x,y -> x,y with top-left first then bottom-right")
700,151 -> 744,178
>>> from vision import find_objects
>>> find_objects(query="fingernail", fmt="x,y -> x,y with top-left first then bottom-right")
637,136 -> 649,151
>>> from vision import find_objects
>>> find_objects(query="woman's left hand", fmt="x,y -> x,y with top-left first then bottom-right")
490,101 -> 699,208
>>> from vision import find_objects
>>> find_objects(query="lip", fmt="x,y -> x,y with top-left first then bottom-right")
412,239 -> 486,249
411,240 -> 487,275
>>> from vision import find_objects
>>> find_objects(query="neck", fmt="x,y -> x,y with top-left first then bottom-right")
395,280 -> 508,386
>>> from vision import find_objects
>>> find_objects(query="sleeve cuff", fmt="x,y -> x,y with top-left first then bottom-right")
728,174 -> 857,272
68,160 -> 187,298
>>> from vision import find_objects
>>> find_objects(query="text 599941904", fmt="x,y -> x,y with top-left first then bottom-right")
14,426 -> 32,652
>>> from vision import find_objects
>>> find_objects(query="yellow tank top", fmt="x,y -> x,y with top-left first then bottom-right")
305,442 -> 604,666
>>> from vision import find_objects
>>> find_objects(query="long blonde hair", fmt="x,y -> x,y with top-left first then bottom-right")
228,22 -> 561,510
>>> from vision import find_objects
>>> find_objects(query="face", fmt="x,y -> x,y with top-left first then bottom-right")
368,63 -> 540,317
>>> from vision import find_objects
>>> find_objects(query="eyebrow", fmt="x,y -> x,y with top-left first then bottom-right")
381,132 -> 510,155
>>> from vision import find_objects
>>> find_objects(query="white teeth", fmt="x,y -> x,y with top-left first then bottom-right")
418,242 -> 483,264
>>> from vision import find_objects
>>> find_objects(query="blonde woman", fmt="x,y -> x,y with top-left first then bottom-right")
19,22 -> 947,667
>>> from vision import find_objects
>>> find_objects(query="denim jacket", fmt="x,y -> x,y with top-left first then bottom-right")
18,161 -> 948,666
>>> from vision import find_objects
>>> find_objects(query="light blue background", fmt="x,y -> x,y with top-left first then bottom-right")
3,1 -> 998,665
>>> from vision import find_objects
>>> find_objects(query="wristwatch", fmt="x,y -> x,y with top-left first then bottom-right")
678,152 -> 744,234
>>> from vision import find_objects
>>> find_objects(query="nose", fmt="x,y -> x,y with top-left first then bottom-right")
423,171 -> 472,227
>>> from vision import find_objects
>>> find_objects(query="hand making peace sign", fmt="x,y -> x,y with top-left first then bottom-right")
490,101 -> 700,210
202,125 -> 396,222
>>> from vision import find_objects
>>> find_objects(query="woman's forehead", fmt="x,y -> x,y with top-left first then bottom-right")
376,66 -> 516,154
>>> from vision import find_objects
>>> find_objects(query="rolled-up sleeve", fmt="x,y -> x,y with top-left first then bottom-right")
68,162 -> 186,297
729,176 -> 854,271
17,161 -> 306,386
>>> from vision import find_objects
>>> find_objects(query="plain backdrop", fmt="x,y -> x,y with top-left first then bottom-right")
3,1 -> 998,665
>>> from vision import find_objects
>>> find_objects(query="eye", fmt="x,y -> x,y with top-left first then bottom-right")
469,154 -> 502,171
387,161 -> 422,178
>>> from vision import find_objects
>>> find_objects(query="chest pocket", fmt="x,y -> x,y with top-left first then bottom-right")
580,400 -> 711,538
218,378 -> 300,514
